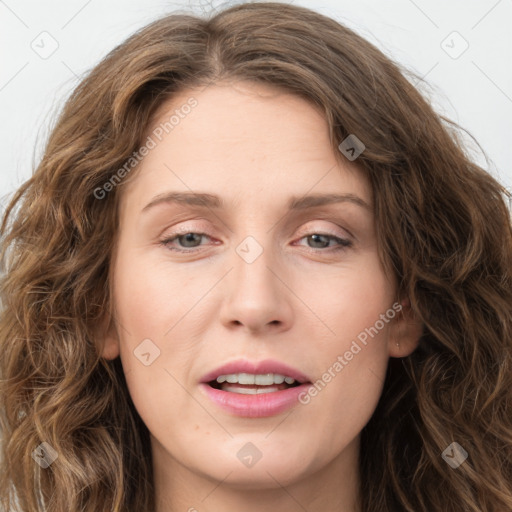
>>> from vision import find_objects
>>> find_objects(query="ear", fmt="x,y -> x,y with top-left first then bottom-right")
96,313 -> 120,360
388,297 -> 423,358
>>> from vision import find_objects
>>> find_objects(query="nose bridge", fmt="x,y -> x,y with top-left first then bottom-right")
232,232 -> 279,301
219,230 -> 292,332
231,207 -> 277,284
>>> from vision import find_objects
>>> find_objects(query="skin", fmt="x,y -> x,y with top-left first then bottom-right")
101,81 -> 422,512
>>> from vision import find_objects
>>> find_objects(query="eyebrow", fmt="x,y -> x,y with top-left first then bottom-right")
141,191 -> 371,213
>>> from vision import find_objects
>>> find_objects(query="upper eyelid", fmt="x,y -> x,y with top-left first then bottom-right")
161,217 -> 353,236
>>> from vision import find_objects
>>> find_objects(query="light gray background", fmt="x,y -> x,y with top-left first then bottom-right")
1,0 -> 511,214
0,1 -> 510,505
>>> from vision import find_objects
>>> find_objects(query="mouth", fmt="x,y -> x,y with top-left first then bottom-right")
199,359 -> 312,417
200,371 -> 313,418
207,377 -> 303,394
200,359 -> 312,393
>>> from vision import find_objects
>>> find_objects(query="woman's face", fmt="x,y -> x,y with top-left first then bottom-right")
102,81 -> 419,498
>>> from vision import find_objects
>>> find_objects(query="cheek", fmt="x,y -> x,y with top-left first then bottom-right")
112,246 -> 203,336
110,250 -> 203,395
300,254 -> 394,342
111,250 -> 203,439
298,322 -> 390,463
295,254 -> 393,427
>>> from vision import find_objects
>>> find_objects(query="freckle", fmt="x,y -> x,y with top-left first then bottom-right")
195,425 -> 200,430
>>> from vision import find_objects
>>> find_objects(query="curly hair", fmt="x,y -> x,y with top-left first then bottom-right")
1,2 -> 511,511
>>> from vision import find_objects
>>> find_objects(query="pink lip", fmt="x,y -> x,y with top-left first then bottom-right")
199,358 -> 313,418
199,382 -> 313,418
200,358 -> 312,384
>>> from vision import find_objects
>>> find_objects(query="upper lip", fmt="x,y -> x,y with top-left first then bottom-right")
200,359 -> 312,384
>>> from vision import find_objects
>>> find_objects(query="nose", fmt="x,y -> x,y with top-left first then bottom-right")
219,239 -> 294,335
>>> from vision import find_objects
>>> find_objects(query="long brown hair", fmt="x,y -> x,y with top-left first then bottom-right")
1,3 -> 511,511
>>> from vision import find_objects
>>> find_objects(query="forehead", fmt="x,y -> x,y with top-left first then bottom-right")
146,81 -> 330,156
120,81 -> 370,210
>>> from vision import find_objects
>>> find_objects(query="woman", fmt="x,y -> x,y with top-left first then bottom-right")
1,3 -> 511,511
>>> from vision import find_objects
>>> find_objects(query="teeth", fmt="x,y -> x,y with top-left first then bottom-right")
222,385 -> 282,394
215,373 -> 296,385
268,374 -> 284,385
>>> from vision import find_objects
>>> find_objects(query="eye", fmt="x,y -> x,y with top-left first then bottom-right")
160,232 -> 213,252
159,231 -> 352,253
293,233 -> 352,252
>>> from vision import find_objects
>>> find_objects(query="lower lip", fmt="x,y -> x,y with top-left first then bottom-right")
199,382 -> 313,418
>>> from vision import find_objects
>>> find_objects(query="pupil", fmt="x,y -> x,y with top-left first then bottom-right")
180,233 -> 201,247
309,234 -> 328,248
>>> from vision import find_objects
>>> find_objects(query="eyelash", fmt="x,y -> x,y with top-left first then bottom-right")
159,230 -> 353,254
